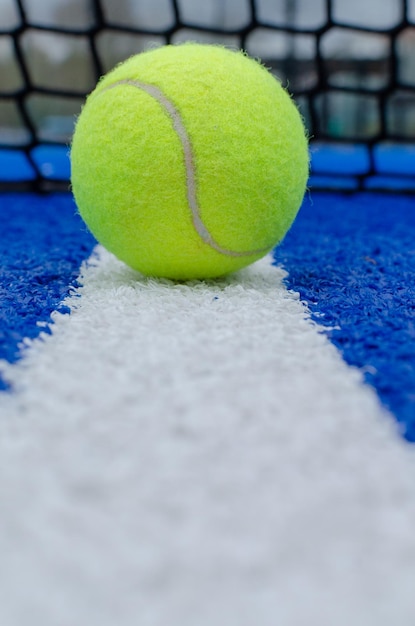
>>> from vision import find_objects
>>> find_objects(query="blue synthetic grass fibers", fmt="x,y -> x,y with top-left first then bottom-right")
274,192 -> 415,441
1,191 -> 414,440
0,193 -> 96,390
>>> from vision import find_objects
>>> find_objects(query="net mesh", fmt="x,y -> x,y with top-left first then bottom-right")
1,0 -> 415,191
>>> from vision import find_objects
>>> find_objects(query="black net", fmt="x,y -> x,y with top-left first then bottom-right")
1,0 -> 415,191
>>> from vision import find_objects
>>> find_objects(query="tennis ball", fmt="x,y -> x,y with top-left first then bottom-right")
71,43 -> 308,280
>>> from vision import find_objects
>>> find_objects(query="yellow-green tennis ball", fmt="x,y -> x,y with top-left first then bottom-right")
71,43 -> 308,280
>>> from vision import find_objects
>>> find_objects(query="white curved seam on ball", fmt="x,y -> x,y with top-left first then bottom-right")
98,79 -> 271,258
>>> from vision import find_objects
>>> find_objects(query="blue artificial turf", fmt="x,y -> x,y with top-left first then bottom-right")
274,192 -> 415,441
0,193 -> 96,390
1,190 -> 414,441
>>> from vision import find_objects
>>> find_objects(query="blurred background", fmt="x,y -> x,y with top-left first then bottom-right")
1,0 -> 414,187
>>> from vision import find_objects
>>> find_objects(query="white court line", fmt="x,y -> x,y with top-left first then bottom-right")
0,248 -> 414,626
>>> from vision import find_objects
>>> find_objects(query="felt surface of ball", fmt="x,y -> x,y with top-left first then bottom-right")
71,44 -> 308,280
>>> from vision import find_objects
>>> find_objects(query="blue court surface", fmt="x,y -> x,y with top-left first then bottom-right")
1,182 -> 414,437
274,192 -> 415,440
0,193 -> 95,385
1,149 -> 415,625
